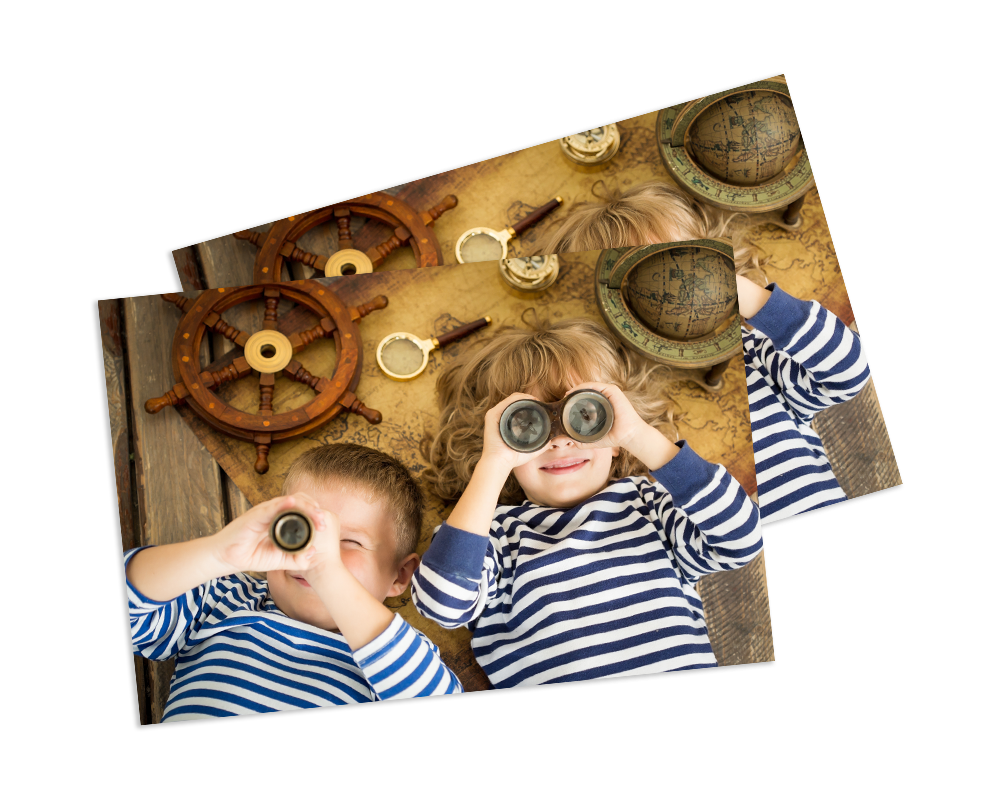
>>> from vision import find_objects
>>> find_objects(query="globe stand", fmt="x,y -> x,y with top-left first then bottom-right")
656,78 -> 815,223
595,241 -> 742,391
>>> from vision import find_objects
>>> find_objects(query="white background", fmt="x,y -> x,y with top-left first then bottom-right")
3,2 -> 997,797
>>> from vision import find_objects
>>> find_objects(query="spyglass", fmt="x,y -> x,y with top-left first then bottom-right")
270,511 -> 314,553
499,389 -> 614,453
455,197 -> 562,264
377,316 -> 492,381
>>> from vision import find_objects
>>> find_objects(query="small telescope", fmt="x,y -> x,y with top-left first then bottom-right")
269,511 -> 314,552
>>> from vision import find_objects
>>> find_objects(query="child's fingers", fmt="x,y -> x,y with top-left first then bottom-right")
485,392 -> 542,424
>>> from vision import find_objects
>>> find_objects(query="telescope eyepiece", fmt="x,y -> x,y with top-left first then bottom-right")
270,511 -> 313,552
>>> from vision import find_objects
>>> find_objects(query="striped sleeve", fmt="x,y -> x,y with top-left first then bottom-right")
650,442 -> 763,583
410,523 -> 501,629
124,547 -> 260,660
747,285 -> 871,422
353,614 -> 463,699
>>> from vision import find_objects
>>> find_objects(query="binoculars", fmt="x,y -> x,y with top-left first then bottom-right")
499,389 -> 615,454
269,511 -> 314,552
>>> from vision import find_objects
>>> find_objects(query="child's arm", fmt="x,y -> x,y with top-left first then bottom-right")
651,443 -> 763,582
411,393 -> 542,629
573,382 -> 762,582
738,275 -> 871,421
300,514 -> 463,698
127,494 -> 330,659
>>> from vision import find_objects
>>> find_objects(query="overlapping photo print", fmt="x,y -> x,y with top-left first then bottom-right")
102,244 -> 771,724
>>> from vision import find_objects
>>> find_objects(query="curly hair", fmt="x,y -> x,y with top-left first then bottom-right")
423,317 -> 679,505
282,443 -> 423,559
526,180 -> 770,287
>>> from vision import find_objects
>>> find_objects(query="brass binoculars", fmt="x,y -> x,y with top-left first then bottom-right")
269,511 -> 314,553
498,389 -> 615,454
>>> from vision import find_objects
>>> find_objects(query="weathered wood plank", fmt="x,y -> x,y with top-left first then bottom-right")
197,232 -> 266,520
172,245 -> 204,293
99,298 -> 151,725
123,293 -> 228,722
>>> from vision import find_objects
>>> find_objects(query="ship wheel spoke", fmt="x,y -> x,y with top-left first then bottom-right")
284,241 -> 324,272
258,372 -> 275,415
369,227 -> 411,267
202,311 -> 251,347
254,434 -> 272,475
288,319 -> 335,353
234,230 -> 264,248
334,208 -> 353,251
283,360 -> 326,392
350,295 -> 389,323
261,287 -> 281,331
419,194 -> 458,226
202,359 -> 252,391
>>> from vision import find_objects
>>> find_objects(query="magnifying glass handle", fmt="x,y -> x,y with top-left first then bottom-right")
434,316 -> 493,349
510,197 -> 563,238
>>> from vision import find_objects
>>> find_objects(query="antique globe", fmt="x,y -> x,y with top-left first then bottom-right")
623,246 -> 736,341
686,90 -> 801,186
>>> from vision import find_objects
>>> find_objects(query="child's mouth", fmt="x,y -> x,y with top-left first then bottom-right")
290,575 -> 311,588
540,458 -> 588,475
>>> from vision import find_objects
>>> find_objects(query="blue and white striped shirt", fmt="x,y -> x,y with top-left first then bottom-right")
743,285 -> 871,522
125,549 -> 462,722
411,443 -> 762,689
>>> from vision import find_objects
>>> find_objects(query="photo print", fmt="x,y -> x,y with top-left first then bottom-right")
101,242 -> 771,724
169,74 -> 899,524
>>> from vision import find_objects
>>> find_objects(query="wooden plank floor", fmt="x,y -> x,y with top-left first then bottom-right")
121,294 -> 228,723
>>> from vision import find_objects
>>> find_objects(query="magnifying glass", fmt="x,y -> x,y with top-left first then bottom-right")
376,316 -> 493,381
455,197 -> 563,264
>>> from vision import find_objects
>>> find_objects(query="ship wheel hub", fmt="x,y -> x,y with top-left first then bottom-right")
326,249 -> 373,277
244,330 -> 293,373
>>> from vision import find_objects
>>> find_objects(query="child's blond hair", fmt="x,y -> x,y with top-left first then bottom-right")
527,180 -> 769,286
282,443 -> 423,559
423,317 -> 679,505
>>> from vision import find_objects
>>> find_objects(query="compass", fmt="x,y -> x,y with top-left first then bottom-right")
560,124 -> 621,167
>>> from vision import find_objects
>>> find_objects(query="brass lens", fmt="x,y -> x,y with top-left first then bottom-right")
499,400 -> 551,453
460,232 -> 504,263
380,337 -> 425,377
270,512 -> 313,552
562,390 -> 614,443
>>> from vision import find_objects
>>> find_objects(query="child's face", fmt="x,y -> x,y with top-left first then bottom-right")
267,479 -> 414,631
511,380 -> 620,508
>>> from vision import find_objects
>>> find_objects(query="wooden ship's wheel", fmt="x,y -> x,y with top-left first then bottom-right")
144,281 -> 387,474
235,191 -> 458,283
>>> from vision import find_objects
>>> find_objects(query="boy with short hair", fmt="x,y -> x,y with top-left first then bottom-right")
126,443 -> 462,722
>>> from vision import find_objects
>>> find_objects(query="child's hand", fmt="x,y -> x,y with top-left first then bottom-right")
211,493 -> 329,574
568,382 -> 680,471
481,392 -> 551,471
564,382 -> 647,451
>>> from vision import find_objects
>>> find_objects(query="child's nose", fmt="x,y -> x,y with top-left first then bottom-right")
549,435 -> 576,448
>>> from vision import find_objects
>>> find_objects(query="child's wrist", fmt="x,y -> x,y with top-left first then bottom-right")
622,423 -> 678,471
474,453 -> 514,486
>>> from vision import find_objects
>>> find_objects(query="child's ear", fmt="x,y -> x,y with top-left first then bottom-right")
386,553 -> 420,597
612,445 -> 621,457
